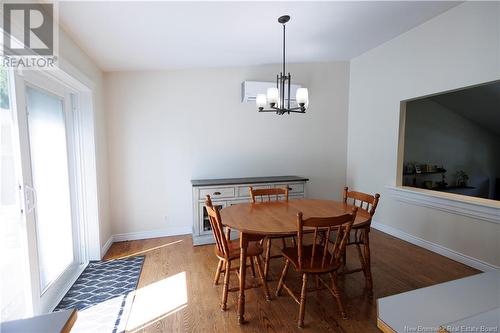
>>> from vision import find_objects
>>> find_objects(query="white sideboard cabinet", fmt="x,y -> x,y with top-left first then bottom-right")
191,176 -> 309,245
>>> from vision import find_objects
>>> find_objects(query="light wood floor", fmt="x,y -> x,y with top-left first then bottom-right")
103,230 -> 479,333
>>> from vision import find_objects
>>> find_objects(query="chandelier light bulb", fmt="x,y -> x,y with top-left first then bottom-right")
256,94 -> 267,109
296,88 -> 309,106
267,88 -> 279,105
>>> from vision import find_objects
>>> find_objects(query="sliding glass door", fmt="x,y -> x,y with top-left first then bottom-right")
0,69 -> 32,321
9,70 -> 85,315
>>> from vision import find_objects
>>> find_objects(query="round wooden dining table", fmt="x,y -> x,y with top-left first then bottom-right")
220,198 -> 372,324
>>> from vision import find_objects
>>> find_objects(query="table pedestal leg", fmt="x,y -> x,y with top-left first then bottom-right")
238,232 -> 248,324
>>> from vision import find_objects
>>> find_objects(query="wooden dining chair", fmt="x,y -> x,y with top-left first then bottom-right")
276,208 -> 357,327
249,186 -> 292,280
205,195 -> 270,311
341,186 -> 380,292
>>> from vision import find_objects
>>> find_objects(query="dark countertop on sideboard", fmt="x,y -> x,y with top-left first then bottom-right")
191,176 -> 309,187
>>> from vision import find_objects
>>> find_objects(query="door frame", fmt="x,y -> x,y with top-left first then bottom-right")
10,65 -> 101,314
16,71 -> 85,312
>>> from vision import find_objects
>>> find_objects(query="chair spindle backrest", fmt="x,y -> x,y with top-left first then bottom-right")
205,195 -> 229,257
342,186 -> 380,216
297,208 -> 357,270
249,186 -> 289,203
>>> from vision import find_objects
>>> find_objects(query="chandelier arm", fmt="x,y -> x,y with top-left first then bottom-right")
260,106 -> 305,114
287,106 -> 306,111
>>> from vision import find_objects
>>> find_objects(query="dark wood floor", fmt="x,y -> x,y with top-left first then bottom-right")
103,230 -> 479,333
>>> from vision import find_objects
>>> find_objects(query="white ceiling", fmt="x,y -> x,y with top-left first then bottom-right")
431,81 -> 500,137
59,1 -> 460,71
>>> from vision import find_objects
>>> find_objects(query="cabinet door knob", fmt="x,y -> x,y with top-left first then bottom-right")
213,191 -> 221,195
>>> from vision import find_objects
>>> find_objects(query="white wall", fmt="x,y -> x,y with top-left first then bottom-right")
348,2 -> 500,267
404,99 -> 500,199
104,62 -> 349,236
4,6 -> 109,257
58,28 -> 111,256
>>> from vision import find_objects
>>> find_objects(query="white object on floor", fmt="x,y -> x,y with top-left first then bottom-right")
440,307 -> 500,333
377,271 -> 500,333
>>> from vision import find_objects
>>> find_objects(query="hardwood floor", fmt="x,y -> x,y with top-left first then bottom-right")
103,230 -> 479,333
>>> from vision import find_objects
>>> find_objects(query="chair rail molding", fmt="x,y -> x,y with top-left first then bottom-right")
386,185 -> 500,225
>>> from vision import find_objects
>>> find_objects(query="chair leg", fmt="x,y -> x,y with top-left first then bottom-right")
275,259 -> 289,296
254,255 -> 271,301
342,229 -> 348,269
221,260 -> 231,311
214,259 -> 223,286
338,229 -> 347,271
298,273 -> 308,328
263,238 -> 272,280
249,257 -> 256,278
329,272 -> 347,319
355,243 -> 367,279
362,229 -> 373,295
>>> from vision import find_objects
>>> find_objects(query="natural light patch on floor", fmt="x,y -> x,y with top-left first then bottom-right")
70,293 -> 133,333
127,271 -> 188,332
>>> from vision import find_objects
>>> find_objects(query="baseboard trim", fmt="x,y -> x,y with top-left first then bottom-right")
101,236 -> 114,258
100,227 -> 192,257
112,227 -> 191,242
371,221 -> 499,272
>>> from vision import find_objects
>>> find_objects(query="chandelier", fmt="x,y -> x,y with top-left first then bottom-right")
256,15 -> 309,115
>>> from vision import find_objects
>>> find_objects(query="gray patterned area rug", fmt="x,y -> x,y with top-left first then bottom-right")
54,256 -> 144,333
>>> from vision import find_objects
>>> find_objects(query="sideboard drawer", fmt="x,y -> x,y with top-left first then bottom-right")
288,183 -> 304,193
276,183 -> 304,194
199,187 -> 235,200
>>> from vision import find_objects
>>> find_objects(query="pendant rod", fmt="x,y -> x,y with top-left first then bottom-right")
281,23 -> 286,110
282,23 -> 286,79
